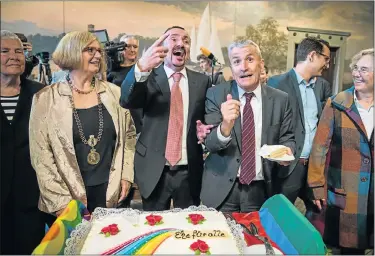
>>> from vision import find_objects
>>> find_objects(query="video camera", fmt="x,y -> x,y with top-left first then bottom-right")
35,51 -> 50,64
92,29 -> 126,71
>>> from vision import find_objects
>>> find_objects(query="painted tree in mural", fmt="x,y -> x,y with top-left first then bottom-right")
237,17 -> 288,73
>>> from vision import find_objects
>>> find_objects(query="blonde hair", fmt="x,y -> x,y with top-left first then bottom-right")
52,31 -> 107,76
350,48 -> 374,70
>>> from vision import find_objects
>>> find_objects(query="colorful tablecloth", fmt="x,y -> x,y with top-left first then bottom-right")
33,200 -> 90,255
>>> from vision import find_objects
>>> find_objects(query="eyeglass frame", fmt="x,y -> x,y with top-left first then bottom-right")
317,52 -> 330,63
82,47 -> 103,56
351,65 -> 373,74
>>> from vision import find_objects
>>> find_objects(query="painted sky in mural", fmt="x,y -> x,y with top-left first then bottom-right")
2,1 -> 373,59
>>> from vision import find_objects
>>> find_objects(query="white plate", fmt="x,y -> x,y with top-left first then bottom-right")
259,144 -> 295,162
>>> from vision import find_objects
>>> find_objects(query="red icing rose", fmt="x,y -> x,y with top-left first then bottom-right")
101,226 -> 110,234
189,240 -> 211,255
197,240 -> 209,253
190,241 -> 199,251
100,224 -> 120,237
145,214 -> 163,226
109,224 -> 119,235
187,214 -> 206,225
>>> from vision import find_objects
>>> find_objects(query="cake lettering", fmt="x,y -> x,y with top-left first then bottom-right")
174,230 -> 228,240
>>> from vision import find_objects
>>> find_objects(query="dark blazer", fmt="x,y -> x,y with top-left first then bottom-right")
200,81 -> 295,208
0,78 -> 46,254
109,65 -> 144,134
120,65 -> 211,199
267,69 -> 332,178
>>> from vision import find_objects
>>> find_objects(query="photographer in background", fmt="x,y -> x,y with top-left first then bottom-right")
197,53 -> 226,86
107,35 -> 143,135
15,33 -> 39,80
108,35 -> 139,85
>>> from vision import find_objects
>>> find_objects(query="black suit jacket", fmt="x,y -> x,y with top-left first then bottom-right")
200,81 -> 295,208
267,69 -> 332,178
0,78 -> 46,254
120,65 -> 211,199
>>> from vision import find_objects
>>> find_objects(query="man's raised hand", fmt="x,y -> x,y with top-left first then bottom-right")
220,94 -> 241,137
137,33 -> 170,72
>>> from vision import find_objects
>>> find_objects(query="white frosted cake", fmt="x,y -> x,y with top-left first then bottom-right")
80,210 -> 242,255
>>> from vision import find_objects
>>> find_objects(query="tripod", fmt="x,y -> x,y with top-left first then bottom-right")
38,62 -> 52,85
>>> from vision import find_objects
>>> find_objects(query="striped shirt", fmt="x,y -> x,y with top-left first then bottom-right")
1,94 -> 19,123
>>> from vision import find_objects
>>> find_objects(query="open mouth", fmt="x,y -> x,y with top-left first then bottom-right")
89,61 -> 100,65
240,74 -> 252,79
172,48 -> 185,57
354,79 -> 365,83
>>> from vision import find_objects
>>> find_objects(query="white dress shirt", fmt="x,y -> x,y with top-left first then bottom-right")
134,64 -> 189,165
217,84 -> 263,180
354,90 -> 374,140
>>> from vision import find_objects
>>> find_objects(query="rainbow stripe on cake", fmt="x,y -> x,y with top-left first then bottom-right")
101,228 -> 178,255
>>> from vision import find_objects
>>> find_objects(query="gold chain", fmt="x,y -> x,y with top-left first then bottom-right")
68,78 -> 104,145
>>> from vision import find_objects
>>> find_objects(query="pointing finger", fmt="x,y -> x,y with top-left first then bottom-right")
152,33 -> 170,47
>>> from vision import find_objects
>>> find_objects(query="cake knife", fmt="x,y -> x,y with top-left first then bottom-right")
249,222 -> 275,255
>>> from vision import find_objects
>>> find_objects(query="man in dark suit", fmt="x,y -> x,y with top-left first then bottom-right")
198,39 -> 295,212
1,30 -> 46,254
120,26 -> 210,211
267,37 -> 332,204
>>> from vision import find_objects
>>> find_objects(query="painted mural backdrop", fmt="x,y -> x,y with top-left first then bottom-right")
2,1 -> 374,82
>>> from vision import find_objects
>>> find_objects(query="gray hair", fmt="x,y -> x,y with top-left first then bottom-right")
0,30 -> 23,46
350,48 -> 374,70
119,34 -> 138,44
227,39 -> 262,60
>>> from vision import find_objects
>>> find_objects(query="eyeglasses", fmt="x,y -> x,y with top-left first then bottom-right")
351,65 -> 373,74
317,52 -> 330,63
83,47 -> 103,56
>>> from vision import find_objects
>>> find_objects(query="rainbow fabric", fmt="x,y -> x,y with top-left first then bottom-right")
32,200 -> 90,255
101,228 -> 177,255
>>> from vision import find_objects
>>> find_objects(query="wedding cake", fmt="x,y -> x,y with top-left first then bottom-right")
78,209 -> 243,255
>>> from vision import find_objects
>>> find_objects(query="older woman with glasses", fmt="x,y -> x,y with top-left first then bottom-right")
29,31 -> 136,216
307,48 -> 374,254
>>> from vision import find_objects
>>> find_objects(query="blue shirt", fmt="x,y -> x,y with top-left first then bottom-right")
293,69 -> 318,158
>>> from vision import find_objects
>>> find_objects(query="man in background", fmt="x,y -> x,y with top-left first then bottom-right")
260,65 -> 268,85
197,53 -> 226,86
268,37 -> 332,205
15,33 -> 38,80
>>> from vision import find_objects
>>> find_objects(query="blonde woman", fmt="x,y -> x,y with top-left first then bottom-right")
30,31 -> 136,216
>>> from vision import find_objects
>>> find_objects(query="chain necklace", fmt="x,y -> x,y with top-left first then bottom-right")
68,76 -> 104,165
66,74 -> 95,94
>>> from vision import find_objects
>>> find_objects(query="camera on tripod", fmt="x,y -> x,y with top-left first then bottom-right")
36,52 -> 50,64
91,29 -> 126,72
